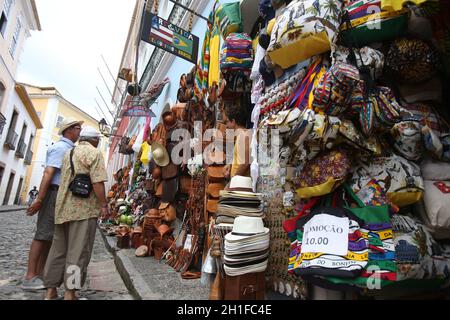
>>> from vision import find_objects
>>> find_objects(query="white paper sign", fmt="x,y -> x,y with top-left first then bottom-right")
301,214 -> 349,256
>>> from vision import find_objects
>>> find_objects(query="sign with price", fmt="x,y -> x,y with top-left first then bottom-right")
301,214 -> 349,256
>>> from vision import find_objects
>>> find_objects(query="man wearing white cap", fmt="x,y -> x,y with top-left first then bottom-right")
43,126 -> 109,300
22,118 -> 83,290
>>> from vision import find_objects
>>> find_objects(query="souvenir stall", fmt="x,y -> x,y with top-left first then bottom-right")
102,0 -> 450,300
251,0 -> 450,300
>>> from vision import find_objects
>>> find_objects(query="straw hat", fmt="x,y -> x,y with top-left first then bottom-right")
58,118 -> 84,135
151,142 -> 169,167
228,176 -> 254,193
225,216 -> 269,241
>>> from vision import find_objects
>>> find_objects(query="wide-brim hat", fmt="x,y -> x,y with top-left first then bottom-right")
225,229 -> 270,242
225,216 -> 268,241
228,175 -> 254,193
58,118 -> 84,135
162,110 -> 178,130
151,142 -> 170,167
224,260 -> 268,276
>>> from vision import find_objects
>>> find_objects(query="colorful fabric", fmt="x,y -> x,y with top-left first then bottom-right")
340,0 -> 408,47
194,1 -> 219,98
220,33 -> 254,74
313,63 -> 361,116
55,142 -> 108,225
289,206 -> 368,277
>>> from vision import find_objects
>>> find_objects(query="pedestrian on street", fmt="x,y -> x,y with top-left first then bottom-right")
44,127 -> 109,300
22,119 -> 83,290
28,186 -> 39,206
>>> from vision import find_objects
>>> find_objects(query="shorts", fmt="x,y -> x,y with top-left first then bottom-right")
34,187 -> 58,242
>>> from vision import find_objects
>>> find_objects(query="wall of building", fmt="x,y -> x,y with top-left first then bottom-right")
0,0 -> 40,205
0,89 -> 37,204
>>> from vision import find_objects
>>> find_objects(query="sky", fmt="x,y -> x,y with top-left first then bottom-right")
17,0 -> 136,122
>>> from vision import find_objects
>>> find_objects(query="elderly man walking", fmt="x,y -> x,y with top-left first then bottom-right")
22,119 -> 83,290
44,127 -> 109,300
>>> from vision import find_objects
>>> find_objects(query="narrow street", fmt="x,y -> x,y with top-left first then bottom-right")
0,209 -> 133,300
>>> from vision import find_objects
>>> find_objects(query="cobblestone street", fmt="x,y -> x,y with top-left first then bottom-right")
0,209 -> 133,300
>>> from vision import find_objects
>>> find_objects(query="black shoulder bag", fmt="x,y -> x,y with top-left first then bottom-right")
68,148 -> 93,198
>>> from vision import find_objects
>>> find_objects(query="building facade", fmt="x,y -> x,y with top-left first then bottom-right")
107,0 -> 212,186
22,84 -> 108,203
0,0 -> 41,205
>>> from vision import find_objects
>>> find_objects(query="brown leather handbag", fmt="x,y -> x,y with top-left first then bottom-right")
207,199 -> 219,214
152,166 -> 162,180
162,162 -> 179,180
159,202 -> 177,223
130,227 -> 143,249
207,166 -> 225,182
207,182 -> 226,198
180,175 -> 192,194
155,180 -> 163,197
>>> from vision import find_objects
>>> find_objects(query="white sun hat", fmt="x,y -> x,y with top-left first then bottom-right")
225,216 -> 269,242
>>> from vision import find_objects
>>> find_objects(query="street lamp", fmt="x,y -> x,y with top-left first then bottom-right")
98,118 -> 122,138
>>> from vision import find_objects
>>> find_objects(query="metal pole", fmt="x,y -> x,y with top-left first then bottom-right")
97,67 -> 115,102
168,0 -> 211,24
94,98 -> 111,123
101,54 -> 125,98
96,86 -> 115,118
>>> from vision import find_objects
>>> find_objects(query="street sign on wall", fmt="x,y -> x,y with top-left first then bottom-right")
141,12 -> 199,64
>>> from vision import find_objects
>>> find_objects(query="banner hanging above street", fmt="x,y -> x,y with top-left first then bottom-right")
141,12 -> 199,64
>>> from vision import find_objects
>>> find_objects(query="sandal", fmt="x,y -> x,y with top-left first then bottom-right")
181,271 -> 201,280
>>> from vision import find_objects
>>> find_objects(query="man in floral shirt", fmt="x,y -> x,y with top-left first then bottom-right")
43,127 -> 109,300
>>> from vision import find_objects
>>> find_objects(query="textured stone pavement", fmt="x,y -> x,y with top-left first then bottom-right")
0,209 -> 133,300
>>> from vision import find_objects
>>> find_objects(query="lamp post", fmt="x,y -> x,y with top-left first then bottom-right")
98,118 -> 123,138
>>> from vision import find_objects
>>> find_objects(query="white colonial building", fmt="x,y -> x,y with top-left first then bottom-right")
0,0 -> 41,205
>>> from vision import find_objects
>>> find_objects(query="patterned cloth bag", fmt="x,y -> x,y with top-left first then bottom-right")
215,2 -> 243,39
349,154 -> 424,208
267,0 -> 343,69
391,214 -> 450,282
385,38 -> 440,84
340,0 -> 409,47
333,45 -> 385,80
296,147 -> 351,198
312,63 -> 361,116
390,117 -> 424,161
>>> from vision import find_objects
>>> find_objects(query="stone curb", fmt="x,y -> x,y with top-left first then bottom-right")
98,228 -> 162,300
0,206 -> 27,213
